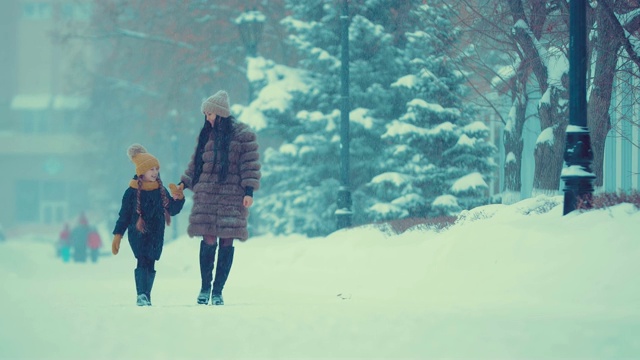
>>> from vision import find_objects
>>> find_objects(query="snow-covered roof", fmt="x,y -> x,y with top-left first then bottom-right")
11,94 -> 51,110
11,94 -> 89,110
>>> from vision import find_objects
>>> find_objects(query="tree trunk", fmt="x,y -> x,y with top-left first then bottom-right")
532,86 -> 568,196
502,92 -> 527,204
587,5 -> 620,191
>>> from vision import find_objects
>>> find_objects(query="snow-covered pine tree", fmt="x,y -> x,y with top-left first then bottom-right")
233,57 -> 336,236
246,0 -> 409,236
250,0 -> 496,235
366,2 -> 497,220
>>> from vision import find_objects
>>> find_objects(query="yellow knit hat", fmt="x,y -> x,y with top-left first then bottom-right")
127,144 -> 160,176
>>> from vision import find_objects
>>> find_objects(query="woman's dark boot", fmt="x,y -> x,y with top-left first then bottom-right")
146,270 -> 156,306
212,246 -> 234,305
197,240 -> 217,304
134,268 -> 150,306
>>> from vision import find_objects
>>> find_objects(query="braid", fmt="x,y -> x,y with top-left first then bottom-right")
157,176 -> 171,226
135,177 -> 146,233
213,115 -> 233,182
192,117 -> 212,187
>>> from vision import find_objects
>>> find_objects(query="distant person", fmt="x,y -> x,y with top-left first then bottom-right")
70,213 -> 91,262
58,223 -> 71,262
87,229 -> 103,263
111,144 -> 185,306
177,90 -> 261,306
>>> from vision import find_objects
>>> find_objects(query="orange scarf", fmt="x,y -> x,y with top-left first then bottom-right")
128,180 -> 160,191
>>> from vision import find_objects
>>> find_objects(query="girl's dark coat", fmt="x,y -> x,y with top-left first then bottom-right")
113,183 -> 185,260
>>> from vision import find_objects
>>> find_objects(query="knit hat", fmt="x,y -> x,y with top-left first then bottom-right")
127,144 -> 160,176
201,90 -> 231,118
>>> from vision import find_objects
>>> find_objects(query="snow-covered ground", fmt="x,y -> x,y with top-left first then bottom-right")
1,196 -> 639,359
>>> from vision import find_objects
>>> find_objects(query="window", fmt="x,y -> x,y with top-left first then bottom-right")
16,180 -> 39,222
61,2 -> 92,22
20,110 -> 51,133
41,202 -> 68,224
15,180 -> 75,224
22,2 -> 52,20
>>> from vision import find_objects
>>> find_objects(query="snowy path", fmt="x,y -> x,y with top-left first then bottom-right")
2,204 -> 640,359
4,255 -> 637,360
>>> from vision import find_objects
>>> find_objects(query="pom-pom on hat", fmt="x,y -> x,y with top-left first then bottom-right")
127,144 -> 160,176
201,90 -> 231,118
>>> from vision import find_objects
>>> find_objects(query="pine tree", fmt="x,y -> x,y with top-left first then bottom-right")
250,0 -> 496,235
367,2 -> 497,220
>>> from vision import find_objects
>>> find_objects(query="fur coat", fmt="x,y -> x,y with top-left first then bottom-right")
181,121 -> 261,240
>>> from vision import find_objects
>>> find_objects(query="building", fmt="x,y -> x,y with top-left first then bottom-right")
0,0 -> 95,237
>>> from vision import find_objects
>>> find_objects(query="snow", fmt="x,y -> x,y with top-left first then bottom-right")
464,120 -> 489,133
561,165 -> 596,178
233,105 -> 267,130
451,172 -> 488,192
233,10 -> 266,25
367,203 -> 407,218
391,74 -> 420,89
349,108 -> 374,129
384,120 -> 423,137
456,133 -> 476,147
539,87 -> 551,107
10,94 -> 51,109
1,197 -> 640,358
409,98 -> 442,111
432,193 -> 458,208
370,171 -> 412,187
566,124 -> 589,133
428,121 -> 457,135
490,62 -> 517,88
236,57 -> 312,131
536,126 -> 555,145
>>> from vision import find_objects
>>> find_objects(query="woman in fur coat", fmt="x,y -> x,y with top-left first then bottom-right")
175,90 -> 261,306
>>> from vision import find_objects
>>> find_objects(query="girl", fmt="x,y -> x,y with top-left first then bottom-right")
112,144 -> 185,306
178,90 -> 261,306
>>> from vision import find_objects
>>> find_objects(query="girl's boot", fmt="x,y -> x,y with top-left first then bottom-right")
212,246 -> 234,305
134,268 -> 150,306
197,240 -> 217,304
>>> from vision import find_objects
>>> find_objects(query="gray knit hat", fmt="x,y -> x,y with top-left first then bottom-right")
201,90 -> 231,118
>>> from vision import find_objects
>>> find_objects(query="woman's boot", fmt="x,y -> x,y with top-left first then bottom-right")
212,246 -> 234,305
197,240 -> 217,304
146,270 -> 156,306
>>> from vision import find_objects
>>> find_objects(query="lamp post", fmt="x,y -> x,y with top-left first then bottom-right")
235,9 -> 265,103
336,0 -> 352,229
561,0 -> 595,214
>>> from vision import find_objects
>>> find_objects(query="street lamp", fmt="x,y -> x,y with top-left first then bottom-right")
235,10 -> 265,103
336,0 -> 352,229
235,9 -> 265,57
561,0 -> 595,214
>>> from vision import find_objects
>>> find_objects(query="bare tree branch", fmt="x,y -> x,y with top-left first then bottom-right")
115,28 -> 196,50
600,0 -> 640,69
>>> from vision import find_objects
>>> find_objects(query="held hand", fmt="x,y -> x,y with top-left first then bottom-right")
243,196 -> 254,208
112,234 -> 122,255
169,183 -> 185,200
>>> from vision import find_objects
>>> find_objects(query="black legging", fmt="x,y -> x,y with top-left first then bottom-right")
137,256 -> 155,271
